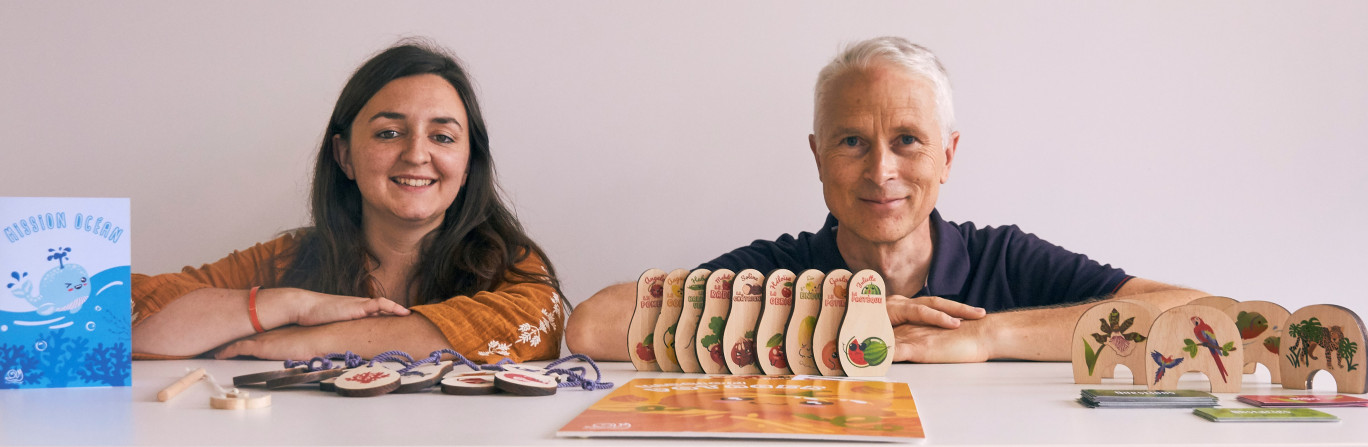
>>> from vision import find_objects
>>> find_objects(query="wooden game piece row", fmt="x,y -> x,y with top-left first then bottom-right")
1071,297 -> 1366,395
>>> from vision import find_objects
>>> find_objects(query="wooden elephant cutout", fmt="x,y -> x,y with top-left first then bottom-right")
1279,304 -> 1367,394
1146,304 -> 1244,393
1072,300 -> 1160,385
1222,300 -> 1290,383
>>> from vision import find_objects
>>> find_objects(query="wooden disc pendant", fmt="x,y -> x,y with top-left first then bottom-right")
494,370 -> 559,396
334,365 -> 403,397
440,370 -> 499,395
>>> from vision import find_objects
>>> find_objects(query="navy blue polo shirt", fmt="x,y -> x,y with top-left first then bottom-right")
698,209 -> 1132,311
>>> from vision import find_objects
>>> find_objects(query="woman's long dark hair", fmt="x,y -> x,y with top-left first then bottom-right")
278,40 -> 562,307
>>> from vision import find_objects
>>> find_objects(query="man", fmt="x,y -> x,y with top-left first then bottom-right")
566,36 -> 1205,363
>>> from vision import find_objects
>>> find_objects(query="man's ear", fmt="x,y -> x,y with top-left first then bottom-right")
940,130 -> 960,184
809,133 -> 822,181
333,134 -> 355,180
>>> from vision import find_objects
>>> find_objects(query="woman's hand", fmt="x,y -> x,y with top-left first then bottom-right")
278,288 -> 410,327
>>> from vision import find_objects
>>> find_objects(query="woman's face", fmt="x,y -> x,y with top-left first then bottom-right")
335,74 -> 470,231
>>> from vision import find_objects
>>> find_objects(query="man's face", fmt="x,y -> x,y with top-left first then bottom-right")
809,61 -> 958,245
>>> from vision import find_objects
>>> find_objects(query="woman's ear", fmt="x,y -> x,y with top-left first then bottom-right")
333,134 -> 355,180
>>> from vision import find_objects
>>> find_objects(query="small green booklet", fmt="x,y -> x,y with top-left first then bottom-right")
1193,408 -> 1339,422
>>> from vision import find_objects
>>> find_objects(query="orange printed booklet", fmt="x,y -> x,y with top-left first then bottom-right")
556,376 -> 925,443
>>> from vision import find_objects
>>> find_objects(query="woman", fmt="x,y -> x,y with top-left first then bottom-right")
131,41 -> 564,363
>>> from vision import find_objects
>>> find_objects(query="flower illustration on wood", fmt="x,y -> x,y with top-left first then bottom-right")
345,371 -> 391,384
1082,308 -> 1148,375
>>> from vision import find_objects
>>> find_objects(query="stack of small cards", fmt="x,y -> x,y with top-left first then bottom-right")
1236,395 -> 1368,408
1193,408 -> 1339,422
1078,389 -> 1217,408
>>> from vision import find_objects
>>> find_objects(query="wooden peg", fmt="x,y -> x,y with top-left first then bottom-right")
813,269 -> 851,376
756,269 -> 796,375
1223,300 -> 1290,382
627,269 -> 667,371
157,368 -> 206,402
653,269 -> 689,373
785,269 -> 825,376
209,390 -> 271,410
334,365 -> 402,397
1145,304 -> 1244,393
1071,300 -> 1160,385
1279,304 -> 1367,394
695,269 -> 735,374
674,269 -> 711,374
838,270 -> 894,377
1190,295 -> 1239,310
722,269 -> 765,375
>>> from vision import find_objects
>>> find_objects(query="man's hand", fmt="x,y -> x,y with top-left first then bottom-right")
885,295 -> 989,362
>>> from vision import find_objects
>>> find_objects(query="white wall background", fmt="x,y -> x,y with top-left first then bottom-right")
2,1 -> 1364,318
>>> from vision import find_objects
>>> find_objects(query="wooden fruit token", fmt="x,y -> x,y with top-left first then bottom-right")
265,367 -> 347,389
209,390 -> 271,410
1279,304 -> 1367,394
494,370 -> 559,396
627,269 -> 666,371
756,269 -> 796,375
722,269 -> 765,375
394,360 -> 455,393
334,365 -> 402,397
653,269 -> 689,373
837,270 -> 895,377
813,269 -> 851,376
695,269 -> 735,374
232,366 -> 307,387
1145,304 -> 1244,393
1070,299 -> 1160,385
1190,295 -> 1239,310
1222,300 -> 1290,381
440,370 -> 499,395
319,376 -> 338,392
674,268 -> 711,374
786,269 -> 826,376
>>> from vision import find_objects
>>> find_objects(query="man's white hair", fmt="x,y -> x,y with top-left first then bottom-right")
814,37 -> 956,144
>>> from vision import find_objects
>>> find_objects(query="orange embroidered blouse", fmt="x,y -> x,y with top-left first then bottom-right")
131,234 -> 563,363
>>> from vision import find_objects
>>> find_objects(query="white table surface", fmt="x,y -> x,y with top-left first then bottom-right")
0,359 -> 1362,446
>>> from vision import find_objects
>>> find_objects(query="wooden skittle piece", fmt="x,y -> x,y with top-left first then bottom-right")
653,269 -> 689,373
837,270 -> 894,377
1190,295 -> 1239,310
209,390 -> 271,410
674,269 -> 711,374
722,269 -> 765,375
627,269 -> 667,371
394,361 -> 455,393
696,269 -> 735,374
265,367 -> 346,389
813,269 -> 851,376
786,269 -> 825,376
1223,300 -> 1290,381
494,370 -> 559,396
1279,304 -> 1367,394
756,269 -> 796,375
1145,304 -> 1244,393
232,366 -> 306,387
334,365 -> 402,397
1071,299 -> 1160,385
440,371 -> 498,395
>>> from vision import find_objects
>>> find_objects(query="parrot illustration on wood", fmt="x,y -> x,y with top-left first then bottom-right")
1190,316 -> 1233,382
1151,350 -> 1184,384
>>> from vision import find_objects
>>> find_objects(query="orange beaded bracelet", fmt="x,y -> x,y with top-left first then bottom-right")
248,286 -> 265,334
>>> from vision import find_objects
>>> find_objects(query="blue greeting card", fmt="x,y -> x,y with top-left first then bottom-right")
1,197 -> 131,389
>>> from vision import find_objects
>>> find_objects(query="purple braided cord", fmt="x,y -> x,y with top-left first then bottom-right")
480,358 -> 515,371
396,349 -> 481,376
330,351 -> 366,369
545,354 -> 613,391
366,350 -> 416,372
283,356 -> 337,371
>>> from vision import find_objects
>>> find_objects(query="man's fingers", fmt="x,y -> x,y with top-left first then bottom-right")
888,299 -> 961,328
904,296 -> 986,320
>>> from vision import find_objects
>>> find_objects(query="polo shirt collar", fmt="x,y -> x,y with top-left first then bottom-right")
820,208 -> 969,298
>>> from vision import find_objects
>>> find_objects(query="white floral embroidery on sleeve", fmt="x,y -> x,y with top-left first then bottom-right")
479,291 -> 562,357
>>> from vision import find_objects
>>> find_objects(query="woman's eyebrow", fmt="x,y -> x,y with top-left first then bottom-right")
368,111 -> 462,130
